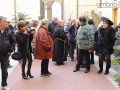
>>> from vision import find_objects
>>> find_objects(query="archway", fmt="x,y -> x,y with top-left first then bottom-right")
52,2 -> 61,20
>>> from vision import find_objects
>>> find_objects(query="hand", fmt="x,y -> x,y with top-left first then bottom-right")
88,49 -> 92,53
23,30 -> 27,34
117,37 -> 120,40
8,53 -> 10,55
74,37 -> 76,41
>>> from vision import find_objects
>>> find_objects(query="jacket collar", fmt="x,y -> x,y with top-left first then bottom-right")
0,27 -> 9,34
81,22 -> 87,26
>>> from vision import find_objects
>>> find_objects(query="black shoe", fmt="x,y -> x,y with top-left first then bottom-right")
22,75 -> 28,80
84,69 -> 90,73
7,65 -> 12,68
71,58 -> 74,61
57,63 -> 64,65
104,70 -> 109,75
73,68 -> 79,72
27,71 -> 34,78
81,65 -> 86,68
41,74 -> 50,77
48,72 -> 52,75
97,70 -> 103,74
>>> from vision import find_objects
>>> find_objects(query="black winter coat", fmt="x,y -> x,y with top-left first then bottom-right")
17,30 -> 33,57
94,26 -> 116,54
0,27 -> 15,56
48,21 -> 57,37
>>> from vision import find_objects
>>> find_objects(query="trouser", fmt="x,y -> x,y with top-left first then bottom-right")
90,51 -> 94,63
41,59 -> 49,74
76,45 -> 78,60
33,48 -> 35,56
98,53 -> 111,71
22,51 -> 33,75
66,45 -> 70,56
70,42 -> 76,59
0,54 -> 9,86
76,49 -> 90,70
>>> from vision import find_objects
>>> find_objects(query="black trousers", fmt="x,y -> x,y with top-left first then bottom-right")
0,54 -> 9,86
22,51 -> 33,75
98,53 -> 111,71
70,42 -> 76,59
41,59 -> 49,74
90,51 -> 94,63
76,49 -> 90,70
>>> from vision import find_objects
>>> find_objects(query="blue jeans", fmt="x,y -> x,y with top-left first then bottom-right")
0,54 -> 9,86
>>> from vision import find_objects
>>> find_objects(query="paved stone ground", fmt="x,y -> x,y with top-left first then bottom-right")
5,55 -> 118,90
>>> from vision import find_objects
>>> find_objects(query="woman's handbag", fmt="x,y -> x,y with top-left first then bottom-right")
11,51 -> 23,61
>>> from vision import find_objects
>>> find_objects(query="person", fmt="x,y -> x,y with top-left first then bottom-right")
88,19 -> 97,64
0,16 -> 15,90
31,20 -> 39,56
52,20 -> 67,65
17,21 -> 34,79
73,16 -> 94,73
114,23 -> 120,32
7,21 -> 14,31
67,18 -> 76,61
48,16 -> 58,37
14,18 -> 23,30
113,28 -> 120,57
97,16 -> 104,29
35,19 -> 53,77
95,19 -> 116,75
7,21 -> 14,68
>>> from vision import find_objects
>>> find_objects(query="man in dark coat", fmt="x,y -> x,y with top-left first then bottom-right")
0,16 -> 15,90
52,20 -> 67,65
48,17 -> 58,37
67,18 -> 76,61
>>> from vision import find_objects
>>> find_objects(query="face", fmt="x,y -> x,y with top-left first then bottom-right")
103,22 -> 109,29
35,22 -> 39,26
27,23 -> 31,28
72,19 -> 76,24
79,21 -> 83,25
68,20 -> 71,24
0,18 -> 8,30
53,17 -> 58,23
60,21 -> 64,27
20,26 -> 27,31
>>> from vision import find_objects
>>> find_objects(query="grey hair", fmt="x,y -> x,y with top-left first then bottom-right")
0,16 -> 6,23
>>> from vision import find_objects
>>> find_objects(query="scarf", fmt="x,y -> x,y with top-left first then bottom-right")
19,29 -> 29,37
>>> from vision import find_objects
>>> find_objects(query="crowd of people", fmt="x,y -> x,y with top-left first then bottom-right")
0,15 -> 119,90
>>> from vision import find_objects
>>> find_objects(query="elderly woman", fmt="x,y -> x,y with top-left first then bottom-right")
95,19 -> 116,75
35,19 -> 53,77
73,16 -> 94,73
52,20 -> 67,65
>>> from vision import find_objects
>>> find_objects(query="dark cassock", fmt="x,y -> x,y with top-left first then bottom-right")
52,25 -> 67,65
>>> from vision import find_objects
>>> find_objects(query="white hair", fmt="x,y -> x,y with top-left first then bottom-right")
76,19 -> 79,23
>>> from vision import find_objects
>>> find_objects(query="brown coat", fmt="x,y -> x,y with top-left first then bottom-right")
34,26 -> 53,60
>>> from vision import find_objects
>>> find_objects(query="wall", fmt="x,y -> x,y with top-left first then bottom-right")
0,0 -> 14,22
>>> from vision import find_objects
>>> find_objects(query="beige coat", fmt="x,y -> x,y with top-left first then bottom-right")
32,27 -> 37,48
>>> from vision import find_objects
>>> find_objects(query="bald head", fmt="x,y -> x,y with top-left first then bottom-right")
71,18 -> 76,26
52,17 -> 58,24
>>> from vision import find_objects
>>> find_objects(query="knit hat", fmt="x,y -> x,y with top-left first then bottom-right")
100,16 -> 104,20
103,19 -> 113,26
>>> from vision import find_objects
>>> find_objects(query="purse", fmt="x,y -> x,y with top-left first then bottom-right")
11,51 -> 23,61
